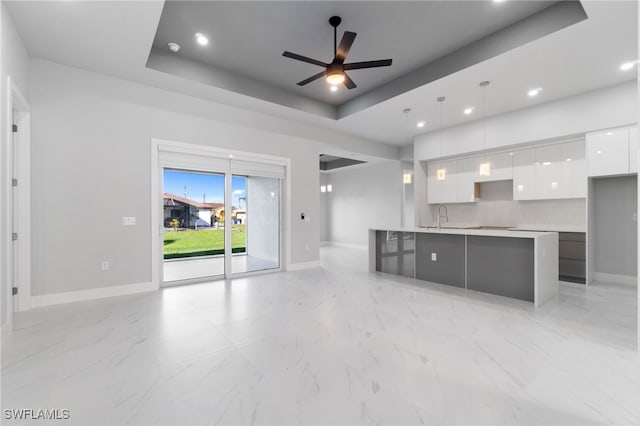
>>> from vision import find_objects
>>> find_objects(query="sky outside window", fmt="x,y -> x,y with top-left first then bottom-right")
164,170 -> 247,208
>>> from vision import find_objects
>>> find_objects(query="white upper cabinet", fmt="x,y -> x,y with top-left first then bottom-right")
535,144 -> 564,199
587,128 -> 630,177
561,140 -> 587,198
629,127 -> 638,173
513,141 -> 586,200
427,160 -> 457,204
513,148 -> 536,200
427,158 -> 478,204
428,140 -> 588,204
456,157 -> 478,203
474,152 -> 513,182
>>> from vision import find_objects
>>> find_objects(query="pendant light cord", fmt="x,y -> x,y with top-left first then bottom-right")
403,108 -> 411,145
438,96 -> 445,168
480,81 -> 490,162
483,84 -> 486,161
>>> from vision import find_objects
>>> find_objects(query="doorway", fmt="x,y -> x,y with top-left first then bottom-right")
4,78 -> 31,326
153,140 -> 286,287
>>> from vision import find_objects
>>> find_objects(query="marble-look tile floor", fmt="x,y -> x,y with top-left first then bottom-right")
1,246 -> 638,425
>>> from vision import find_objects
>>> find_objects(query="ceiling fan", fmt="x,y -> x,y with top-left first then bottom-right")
282,16 -> 392,90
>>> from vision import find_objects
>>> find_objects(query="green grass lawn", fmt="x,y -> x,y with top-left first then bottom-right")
163,225 -> 246,259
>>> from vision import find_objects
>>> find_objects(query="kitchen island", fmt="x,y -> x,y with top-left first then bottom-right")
369,227 -> 559,307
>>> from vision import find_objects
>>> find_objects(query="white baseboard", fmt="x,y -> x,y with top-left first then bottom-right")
31,282 -> 157,308
287,260 -> 322,271
323,242 -> 368,250
593,272 -> 637,286
320,241 -> 331,247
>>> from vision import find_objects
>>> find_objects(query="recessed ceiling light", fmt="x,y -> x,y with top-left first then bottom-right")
330,85 -> 338,92
566,158 -> 572,162
228,154 -> 233,158
417,121 -> 426,128
542,161 -> 551,166
509,152 -> 514,156
168,42 -> 180,53
464,107 -> 475,115
528,87 -> 543,97
606,132 -> 613,136
620,61 -> 637,71
195,33 -> 209,46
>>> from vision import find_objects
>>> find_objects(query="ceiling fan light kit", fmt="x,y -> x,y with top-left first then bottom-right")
282,16 -> 393,90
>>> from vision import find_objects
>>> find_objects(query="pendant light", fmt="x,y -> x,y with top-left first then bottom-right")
479,81 -> 491,177
402,108 -> 413,184
436,96 -> 446,181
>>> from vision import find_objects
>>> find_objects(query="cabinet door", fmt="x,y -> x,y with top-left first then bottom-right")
587,128 -> 629,177
427,160 -> 456,204
561,140 -> 586,198
535,144 -> 563,199
512,148 -> 536,200
474,152 -> 513,182
455,157 -> 477,203
629,127 -> 638,173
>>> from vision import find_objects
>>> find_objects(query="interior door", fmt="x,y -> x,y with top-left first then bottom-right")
11,112 -> 18,311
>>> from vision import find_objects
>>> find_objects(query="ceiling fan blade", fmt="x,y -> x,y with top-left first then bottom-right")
343,72 -> 357,89
344,59 -> 392,70
336,31 -> 357,62
283,51 -> 328,68
297,71 -> 327,86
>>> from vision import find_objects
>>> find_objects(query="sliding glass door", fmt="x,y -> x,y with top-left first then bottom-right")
158,153 -> 284,286
232,175 -> 281,274
162,169 -> 226,282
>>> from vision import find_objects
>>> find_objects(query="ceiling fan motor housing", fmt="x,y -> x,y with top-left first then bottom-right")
326,63 -> 346,84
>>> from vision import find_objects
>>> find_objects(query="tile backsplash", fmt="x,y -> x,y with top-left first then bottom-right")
429,180 -> 586,229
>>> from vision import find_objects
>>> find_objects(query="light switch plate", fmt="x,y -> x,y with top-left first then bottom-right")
122,216 -> 136,226
431,253 -> 437,261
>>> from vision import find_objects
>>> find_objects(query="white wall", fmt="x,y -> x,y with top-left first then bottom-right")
428,180 -> 586,229
414,81 -> 638,226
1,4 -> 30,327
592,176 -> 637,277
29,58 -> 365,296
325,162 -> 403,246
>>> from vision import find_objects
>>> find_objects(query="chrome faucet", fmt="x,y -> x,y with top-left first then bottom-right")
437,204 -> 448,229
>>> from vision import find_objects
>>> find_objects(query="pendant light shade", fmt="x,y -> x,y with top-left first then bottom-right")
479,81 -> 491,177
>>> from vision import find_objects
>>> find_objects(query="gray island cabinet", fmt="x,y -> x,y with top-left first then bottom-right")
369,228 -> 559,307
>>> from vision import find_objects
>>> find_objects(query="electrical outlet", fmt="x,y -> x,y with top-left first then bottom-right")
101,261 -> 110,271
431,253 -> 437,262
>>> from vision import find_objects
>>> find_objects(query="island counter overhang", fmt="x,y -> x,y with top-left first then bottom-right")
369,228 -> 559,307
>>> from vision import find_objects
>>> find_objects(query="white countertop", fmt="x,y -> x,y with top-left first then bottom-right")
373,227 -> 557,239
508,224 -> 585,233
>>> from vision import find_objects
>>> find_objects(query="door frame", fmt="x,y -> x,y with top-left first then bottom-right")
150,138 -> 290,289
3,77 -> 32,324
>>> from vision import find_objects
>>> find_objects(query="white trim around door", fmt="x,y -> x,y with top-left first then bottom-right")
150,138 -> 291,289
4,77 -> 32,322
